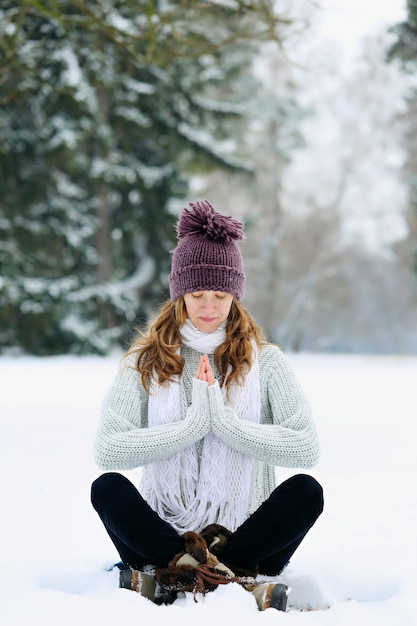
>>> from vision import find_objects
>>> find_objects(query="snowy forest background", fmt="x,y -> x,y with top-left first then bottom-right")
1,0 -> 417,356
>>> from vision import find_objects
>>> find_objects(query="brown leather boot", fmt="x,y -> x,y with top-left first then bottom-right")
248,582 -> 290,612
119,568 -> 178,605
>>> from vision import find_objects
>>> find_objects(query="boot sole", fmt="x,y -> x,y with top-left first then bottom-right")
269,583 -> 290,612
119,569 -> 178,605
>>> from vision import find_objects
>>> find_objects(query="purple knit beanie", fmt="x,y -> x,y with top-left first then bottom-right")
169,200 -> 245,301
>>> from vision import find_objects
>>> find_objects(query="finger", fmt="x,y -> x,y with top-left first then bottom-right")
196,355 -> 207,380
199,356 -> 208,376
203,359 -> 215,386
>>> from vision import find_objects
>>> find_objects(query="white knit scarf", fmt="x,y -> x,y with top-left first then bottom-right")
140,319 -> 261,533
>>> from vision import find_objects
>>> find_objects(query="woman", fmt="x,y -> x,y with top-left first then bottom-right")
91,200 -> 323,612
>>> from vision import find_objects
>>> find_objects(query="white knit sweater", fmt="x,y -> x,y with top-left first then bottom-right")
94,344 -> 320,515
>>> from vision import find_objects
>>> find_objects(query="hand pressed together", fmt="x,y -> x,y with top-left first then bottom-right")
195,354 -> 216,386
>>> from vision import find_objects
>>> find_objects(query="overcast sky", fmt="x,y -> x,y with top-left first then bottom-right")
317,0 -> 406,60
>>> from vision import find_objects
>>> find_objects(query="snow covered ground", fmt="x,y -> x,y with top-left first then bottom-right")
1,352 -> 416,625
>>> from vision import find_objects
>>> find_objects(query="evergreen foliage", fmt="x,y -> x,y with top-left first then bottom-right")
388,0 -> 417,273
0,1 -> 288,354
387,0 -> 417,66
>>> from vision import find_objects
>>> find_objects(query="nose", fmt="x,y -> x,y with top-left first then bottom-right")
200,294 -> 215,309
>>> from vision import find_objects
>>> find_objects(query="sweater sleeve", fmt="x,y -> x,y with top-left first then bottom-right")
94,360 -> 211,471
209,346 -> 320,468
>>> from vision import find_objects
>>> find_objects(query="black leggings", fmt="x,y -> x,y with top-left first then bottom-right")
91,472 -> 323,575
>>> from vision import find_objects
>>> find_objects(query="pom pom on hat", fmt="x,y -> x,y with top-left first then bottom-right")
177,200 -> 244,243
169,200 -> 245,301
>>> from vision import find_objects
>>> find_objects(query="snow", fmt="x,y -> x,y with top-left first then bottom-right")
1,352 -> 416,624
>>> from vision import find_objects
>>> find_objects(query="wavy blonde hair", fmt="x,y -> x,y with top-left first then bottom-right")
126,297 -> 266,395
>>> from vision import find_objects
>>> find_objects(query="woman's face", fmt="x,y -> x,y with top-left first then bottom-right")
183,291 -> 234,333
